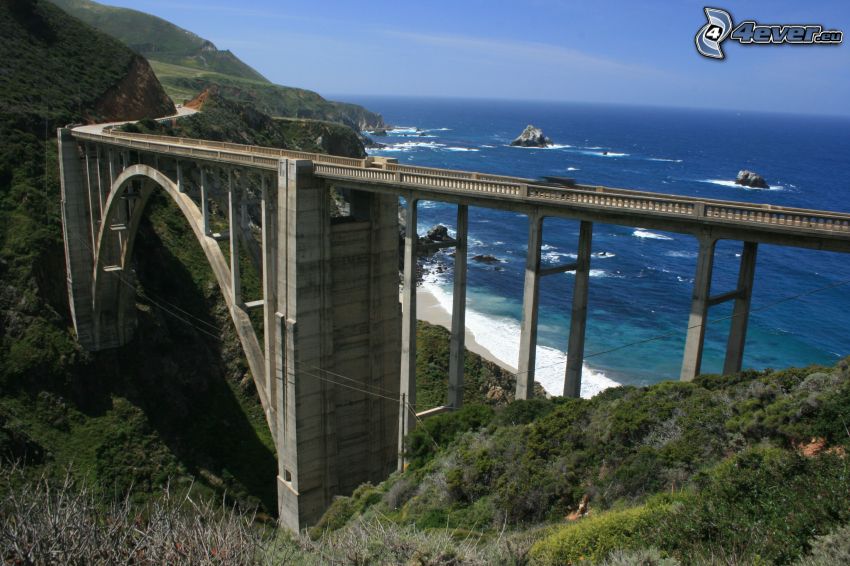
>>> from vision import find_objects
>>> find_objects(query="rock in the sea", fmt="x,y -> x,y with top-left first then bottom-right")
471,254 -> 502,264
511,125 -> 552,147
735,170 -> 769,189
426,225 -> 451,242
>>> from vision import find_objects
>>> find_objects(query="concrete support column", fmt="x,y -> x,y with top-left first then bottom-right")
723,241 -> 758,375
398,196 -> 418,469
200,167 -> 211,236
108,148 -> 117,186
564,220 -> 593,398
261,174 -> 278,435
83,144 -> 97,250
448,204 -> 468,408
58,128 -> 96,349
95,145 -> 105,218
517,213 -> 543,399
228,170 -> 242,307
680,236 -> 717,381
276,159 -> 336,532
176,160 -> 184,193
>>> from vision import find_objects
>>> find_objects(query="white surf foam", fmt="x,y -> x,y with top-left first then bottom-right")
480,144 -> 496,149
583,150 -> 628,157
444,147 -> 479,152
566,167 -> 580,171
421,281 -> 620,398
508,144 -> 572,150
665,250 -> 697,259
701,179 -> 784,191
633,229 -> 674,241
395,133 -> 437,138
647,157 -> 683,163
373,141 -> 446,153
542,250 -> 577,263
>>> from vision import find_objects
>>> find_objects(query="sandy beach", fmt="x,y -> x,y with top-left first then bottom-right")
410,288 -> 519,374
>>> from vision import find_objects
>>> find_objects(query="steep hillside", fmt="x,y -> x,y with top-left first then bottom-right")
317,359 -> 850,564
124,87 -> 367,158
48,0 -> 386,131
0,0 -> 173,123
0,0 -> 273,513
49,0 -> 267,82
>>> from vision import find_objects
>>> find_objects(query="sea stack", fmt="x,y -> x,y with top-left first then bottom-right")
735,170 -> 769,189
511,125 -> 552,147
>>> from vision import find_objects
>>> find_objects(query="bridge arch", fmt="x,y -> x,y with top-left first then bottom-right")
91,164 -> 272,422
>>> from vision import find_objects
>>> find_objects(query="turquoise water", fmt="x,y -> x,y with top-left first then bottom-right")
343,96 -> 850,393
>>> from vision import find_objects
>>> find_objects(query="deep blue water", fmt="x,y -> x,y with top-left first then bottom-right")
341,96 -> 850,390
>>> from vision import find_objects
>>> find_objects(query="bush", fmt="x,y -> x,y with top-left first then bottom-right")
795,523 -> 850,565
406,404 -> 494,470
600,547 -> 681,566
529,498 -> 675,565
653,448 -> 850,564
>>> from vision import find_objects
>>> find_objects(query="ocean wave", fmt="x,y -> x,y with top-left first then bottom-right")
421,281 -> 620,398
665,250 -> 697,259
387,126 -> 419,134
394,133 -> 437,138
373,141 -> 446,153
444,147 -> 479,152
583,269 -> 623,278
593,251 -> 616,258
480,144 -> 496,148
633,229 -> 674,240
542,250 -> 578,263
566,167 -> 580,171
508,144 -> 572,150
647,157 -> 683,163
701,179 -> 784,191
582,150 -> 628,157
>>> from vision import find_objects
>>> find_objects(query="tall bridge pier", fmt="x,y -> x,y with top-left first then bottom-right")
60,127 -> 850,530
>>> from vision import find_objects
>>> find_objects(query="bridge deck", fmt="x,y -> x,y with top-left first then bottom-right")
71,129 -> 850,252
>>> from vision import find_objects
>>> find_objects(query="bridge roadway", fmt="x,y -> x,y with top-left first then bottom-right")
63,125 -> 850,529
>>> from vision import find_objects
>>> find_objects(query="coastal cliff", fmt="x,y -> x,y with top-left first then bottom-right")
92,54 -> 175,122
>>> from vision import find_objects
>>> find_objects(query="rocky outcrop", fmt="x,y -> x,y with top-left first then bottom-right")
92,55 -> 175,122
425,225 -> 450,242
511,125 -> 552,147
735,170 -> 769,189
472,254 -> 502,264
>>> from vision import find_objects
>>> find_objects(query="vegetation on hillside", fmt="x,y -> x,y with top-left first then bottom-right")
123,89 -> 367,158
48,0 -> 385,131
0,0 -> 170,123
49,0 -> 267,82
0,0 -> 274,516
315,359 -> 850,564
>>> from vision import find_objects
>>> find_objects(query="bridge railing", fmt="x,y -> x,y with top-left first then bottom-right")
99,130 -> 369,168
317,162 -> 850,234
73,130 -> 850,237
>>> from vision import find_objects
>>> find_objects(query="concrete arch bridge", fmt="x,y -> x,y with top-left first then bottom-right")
58,127 -> 850,530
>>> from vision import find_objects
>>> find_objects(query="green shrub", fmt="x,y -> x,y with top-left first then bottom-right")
795,523 -> 850,565
529,498 -> 675,565
600,547 -> 681,566
405,404 -> 495,470
653,447 -> 850,564
309,483 -> 382,538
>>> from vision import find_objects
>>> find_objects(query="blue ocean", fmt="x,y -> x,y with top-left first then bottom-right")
343,96 -> 850,395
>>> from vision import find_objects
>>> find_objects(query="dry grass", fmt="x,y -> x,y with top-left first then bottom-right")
0,465 -> 277,565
